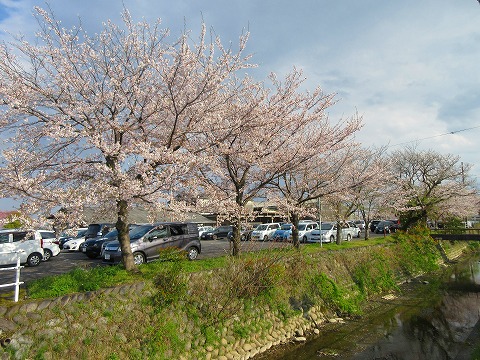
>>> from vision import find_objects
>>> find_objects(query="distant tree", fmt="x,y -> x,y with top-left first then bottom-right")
0,7 -> 253,270
339,146 -> 394,239
389,145 -> 478,228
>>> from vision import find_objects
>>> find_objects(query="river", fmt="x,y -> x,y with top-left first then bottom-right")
255,255 -> 480,360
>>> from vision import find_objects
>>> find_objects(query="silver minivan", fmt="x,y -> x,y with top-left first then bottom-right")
0,230 -> 44,266
102,222 -> 201,265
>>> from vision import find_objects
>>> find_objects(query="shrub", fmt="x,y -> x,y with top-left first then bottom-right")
392,226 -> 440,275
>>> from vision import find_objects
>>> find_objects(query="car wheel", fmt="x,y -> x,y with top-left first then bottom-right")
346,234 -> 352,241
330,235 -> 335,243
187,247 -> 199,261
302,236 -> 308,243
241,234 -> 246,241
212,234 -> 217,240
133,252 -> 146,265
42,248 -> 53,261
27,253 -> 42,267
263,235 -> 269,242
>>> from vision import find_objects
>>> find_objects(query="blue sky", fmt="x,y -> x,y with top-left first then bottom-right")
0,0 -> 479,209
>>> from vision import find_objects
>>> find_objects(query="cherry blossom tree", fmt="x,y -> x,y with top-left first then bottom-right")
334,146 -> 394,240
268,135 -> 365,248
389,145 -> 478,228
0,7 -> 254,270
197,69 -> 363,254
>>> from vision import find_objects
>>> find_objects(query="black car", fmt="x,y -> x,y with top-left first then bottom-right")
369,220 -> 382,232
374,220 -> 396,234
80,228 -> 120,259
84,223 -> 116,240
200,225 -> 233,240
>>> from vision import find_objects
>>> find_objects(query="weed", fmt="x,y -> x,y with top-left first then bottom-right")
151,260 -> 187,310
353,252 -> 399,297
307,272 -> 362,315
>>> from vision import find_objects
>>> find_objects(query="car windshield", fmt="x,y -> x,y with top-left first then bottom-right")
256,225 -> 268,231
77,229 -> 87,237
85,224 -> 102,237
321,223 -> 334,230
280,224 -> 292,230
298,224 -> 308,231
103,229 -> 119,239
129,225 -> 155,240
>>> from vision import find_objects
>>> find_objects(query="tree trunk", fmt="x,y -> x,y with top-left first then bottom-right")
232,215 -> 241,256
116,199 -> 135,271
291,212 -> 300,249
336,219 -> 342,245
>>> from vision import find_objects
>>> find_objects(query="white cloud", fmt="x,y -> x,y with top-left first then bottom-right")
0,0 -> 479,192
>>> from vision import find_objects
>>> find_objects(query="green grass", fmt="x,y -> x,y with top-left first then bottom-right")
22,236 -> 395,300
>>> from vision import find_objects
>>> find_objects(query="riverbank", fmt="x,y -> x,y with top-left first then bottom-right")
0,232 -> 475,359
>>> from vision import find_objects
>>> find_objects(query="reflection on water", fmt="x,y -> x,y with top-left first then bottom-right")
256,258 -> 480,360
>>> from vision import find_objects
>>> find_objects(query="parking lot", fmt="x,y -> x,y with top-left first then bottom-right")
2,232 -> 378,291
1,238 -> 291,285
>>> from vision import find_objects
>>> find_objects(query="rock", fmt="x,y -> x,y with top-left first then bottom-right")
294,336 -> 307,342
243,343 -> 253,351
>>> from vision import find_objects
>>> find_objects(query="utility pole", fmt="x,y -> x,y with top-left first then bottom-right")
317,197 -> 322,248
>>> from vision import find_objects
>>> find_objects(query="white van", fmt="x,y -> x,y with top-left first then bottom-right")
250,223 -> 281,241
0,229 -> 44,266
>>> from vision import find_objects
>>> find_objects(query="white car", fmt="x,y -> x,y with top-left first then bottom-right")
297,222 -> 319,243
63,236 -> 86,251
347,221 -> 361,238
285,222 -> 319,243
198,226 -> 215,239
0,229 -> 44,266
310,222 -> 355,243
35,230 -> 61,261
250,223 -> 281,241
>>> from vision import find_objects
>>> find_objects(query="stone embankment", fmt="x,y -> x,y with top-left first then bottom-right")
0,240 -> 471,360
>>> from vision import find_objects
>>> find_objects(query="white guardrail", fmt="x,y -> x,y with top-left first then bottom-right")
0,250 -> 25,302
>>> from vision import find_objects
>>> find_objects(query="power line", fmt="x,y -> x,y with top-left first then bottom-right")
390,125 -> 480,147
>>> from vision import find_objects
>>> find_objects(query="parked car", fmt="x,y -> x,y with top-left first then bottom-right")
37,230 -> 61,261
250,223 -> 281,241
80,228 -> 121,259
84,223 -> 116,240
374,220 -> 397,234
58,228 -> 88,249
103,222 -> 201,265
200,225 -> 233,240
0,229 -> 44,267
284,222 -> 319,243
62,234 -> 87,251
369,220 -> 382,232
347,221 -> 361,238
198,226 -> 215,239
227,226 -> 253,241
354,220 -> 366,231
311,222 -> 354,243
297,222 -> 319,243
271,223 -> 293,242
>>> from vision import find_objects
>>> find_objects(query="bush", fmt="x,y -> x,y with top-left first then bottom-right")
391,226 -> 440,275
